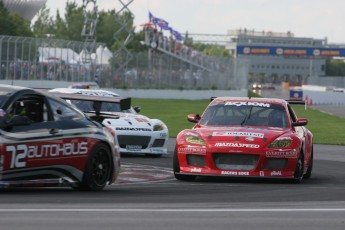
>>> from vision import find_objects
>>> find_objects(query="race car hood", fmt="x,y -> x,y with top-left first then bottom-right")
193,126 -> 290,149
102,113 -> 155,131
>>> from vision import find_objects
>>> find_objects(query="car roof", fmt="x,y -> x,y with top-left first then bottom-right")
0,84 -> 30,96
0,84 -> 76,110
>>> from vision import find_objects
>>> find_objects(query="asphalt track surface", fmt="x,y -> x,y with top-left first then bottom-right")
1,90 -> 345,229
0,139 -> 345,230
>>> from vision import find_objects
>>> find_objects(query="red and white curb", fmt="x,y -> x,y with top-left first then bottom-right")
115,163 -> 175,184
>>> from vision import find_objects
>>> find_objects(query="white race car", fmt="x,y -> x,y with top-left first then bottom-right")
49,88 -> 169,157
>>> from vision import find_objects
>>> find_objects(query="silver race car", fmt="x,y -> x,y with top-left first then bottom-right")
50,88 -> 169,157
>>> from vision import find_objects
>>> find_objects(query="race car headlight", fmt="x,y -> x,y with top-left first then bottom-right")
153,124 -> 164,131
185,135 -> 206,145
268,138 -> 292,148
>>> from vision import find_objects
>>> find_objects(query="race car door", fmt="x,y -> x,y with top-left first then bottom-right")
1,94 -> 62,174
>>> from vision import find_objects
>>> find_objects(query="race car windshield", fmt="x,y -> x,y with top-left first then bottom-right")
199,102 -> 288,128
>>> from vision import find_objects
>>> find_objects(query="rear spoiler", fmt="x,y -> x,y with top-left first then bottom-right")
50,92 -> 131,111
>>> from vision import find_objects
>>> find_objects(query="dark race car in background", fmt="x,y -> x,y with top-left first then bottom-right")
174,97 -> 313,183
0,84 -> 120,190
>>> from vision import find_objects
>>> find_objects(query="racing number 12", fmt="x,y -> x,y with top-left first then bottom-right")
6,145 -> 27,168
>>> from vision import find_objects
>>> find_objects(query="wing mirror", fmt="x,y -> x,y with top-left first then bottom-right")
133,106 -> 141,113
187,114 -> 201,123
292,118 -> 308,126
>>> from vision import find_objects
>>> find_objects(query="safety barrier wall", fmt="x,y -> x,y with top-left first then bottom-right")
303,90 -> 345,105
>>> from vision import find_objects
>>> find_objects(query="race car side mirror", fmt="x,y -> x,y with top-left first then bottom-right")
187,114 -> 200,123
292,118 -> 308,127
133,106 -> 141,113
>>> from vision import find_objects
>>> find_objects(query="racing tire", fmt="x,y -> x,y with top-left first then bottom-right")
173,148 -> 196,181
79,143 -> 112,191
292,152 -> 304,183
304,150 -> 313,179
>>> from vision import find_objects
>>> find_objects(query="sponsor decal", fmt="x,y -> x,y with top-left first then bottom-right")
135,118 -> 149,122
276,48 -> 283,55
126,145 -> 142,150
243,47 -> 251,54
160,133 -> 167,138
150,149 -> 164,153
191,168 -> 202,173
178,147 -> 206,153
215,143 -> 260,148
271,171 -> 282,176
266,150 -> 297,158
221,171 -> 249,176
245,137 -> 255,142
313,49 -> 320,56
283,49 -> 307,55
225,102 -> 270,108
6,142 -> 88,169
260,171 -> 265,177
116,127 -> 152,131
212,131 -> 264,138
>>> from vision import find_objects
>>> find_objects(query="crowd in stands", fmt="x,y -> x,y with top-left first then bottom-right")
0,61 -> 98,83
145,25 -> 230,73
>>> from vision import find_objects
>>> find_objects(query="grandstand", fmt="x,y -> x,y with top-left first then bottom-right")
2,0 -> 47,20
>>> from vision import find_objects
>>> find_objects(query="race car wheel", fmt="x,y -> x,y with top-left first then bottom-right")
304,150 -> 313,179
80,143 -> 112,191
293,153 -> 304,183
173,148 -> 196,181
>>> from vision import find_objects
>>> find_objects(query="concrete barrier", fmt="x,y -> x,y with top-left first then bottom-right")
0,80 -> 248,100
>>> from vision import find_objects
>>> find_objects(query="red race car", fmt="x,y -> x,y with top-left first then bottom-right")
174,97 -> 313,183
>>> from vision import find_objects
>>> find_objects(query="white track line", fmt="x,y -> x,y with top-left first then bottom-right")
0,208 -> 345,212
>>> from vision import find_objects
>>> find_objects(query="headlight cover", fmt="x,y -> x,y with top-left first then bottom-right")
153,124 -> 165,131
185,135 -> 206,145
268,138 -> 292,148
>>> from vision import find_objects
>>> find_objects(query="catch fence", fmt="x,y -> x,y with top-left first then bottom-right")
0,35 -> 247,90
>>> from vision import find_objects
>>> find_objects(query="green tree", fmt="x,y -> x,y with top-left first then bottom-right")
0,1 -> 14,35
32,5 -> 54,37
97,10 -> 119,47
183,31 -> 193,46
9,13 -> 33,37
184,33 -> 229,58
326,59 -> 345,76
53,11 -> 67,39
63,2 -> 84,41
0,1 -> 33,36
127,29 -> 146,53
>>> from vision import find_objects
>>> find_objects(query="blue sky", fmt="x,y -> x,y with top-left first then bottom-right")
44,0 -> 345,43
